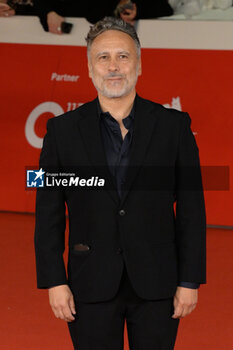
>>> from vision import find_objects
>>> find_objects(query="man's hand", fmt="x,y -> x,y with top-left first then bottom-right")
172,286 -> 198,319
47,11 -> 64,34
49,284 -> 76,322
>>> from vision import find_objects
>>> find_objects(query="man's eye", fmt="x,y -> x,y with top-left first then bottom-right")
119,55 -> 128,59
99,55 -> 108,60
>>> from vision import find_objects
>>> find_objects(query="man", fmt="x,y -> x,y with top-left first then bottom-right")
35,17 -> 206,350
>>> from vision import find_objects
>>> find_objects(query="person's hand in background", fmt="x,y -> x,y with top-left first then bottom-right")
115,0 -> 137,26
0,1 -> 15,17
119,1 -> 137,26
47,11 -> 64,34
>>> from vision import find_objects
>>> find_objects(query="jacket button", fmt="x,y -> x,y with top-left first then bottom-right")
119,209 -> 126,216
116,248 -> 123,254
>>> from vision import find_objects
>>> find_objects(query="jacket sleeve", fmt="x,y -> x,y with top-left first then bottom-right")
175,113 -> 206,284
33,0 -> 57,31
15,4 -> 36,16
85,1 -> 119,24
135,0 -> 173,19
34,118 -> 67,289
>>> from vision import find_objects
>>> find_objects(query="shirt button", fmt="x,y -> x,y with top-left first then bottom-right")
119,209 -> 126,216
116,248 -> 123,254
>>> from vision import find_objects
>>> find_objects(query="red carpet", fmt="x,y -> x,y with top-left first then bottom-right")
0,212 -> 232,349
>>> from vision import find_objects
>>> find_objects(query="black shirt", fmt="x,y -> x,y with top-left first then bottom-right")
98,99 -> 134,199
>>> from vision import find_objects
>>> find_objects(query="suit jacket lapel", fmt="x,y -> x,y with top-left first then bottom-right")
119,95 -> 159,206
78,99 -> 119,205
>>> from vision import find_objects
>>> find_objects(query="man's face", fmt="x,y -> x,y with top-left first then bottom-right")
88,30 -> 141,98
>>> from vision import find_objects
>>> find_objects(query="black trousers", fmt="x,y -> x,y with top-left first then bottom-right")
68,265 -> 179,350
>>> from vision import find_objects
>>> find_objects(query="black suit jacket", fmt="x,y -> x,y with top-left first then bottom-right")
34,95 -> 206,302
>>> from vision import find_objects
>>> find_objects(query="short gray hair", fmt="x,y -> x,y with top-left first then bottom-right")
86,17 -> 141,58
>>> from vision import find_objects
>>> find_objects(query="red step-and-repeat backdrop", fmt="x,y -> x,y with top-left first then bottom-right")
0,43 -> 232,225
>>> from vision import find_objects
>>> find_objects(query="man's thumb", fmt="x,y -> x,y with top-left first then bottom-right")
69,296 -> 76,314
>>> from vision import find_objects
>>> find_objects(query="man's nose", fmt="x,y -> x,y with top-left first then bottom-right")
108,58 -> 119,71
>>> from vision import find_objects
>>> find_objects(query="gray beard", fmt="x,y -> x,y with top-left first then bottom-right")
91,75 -> 139,98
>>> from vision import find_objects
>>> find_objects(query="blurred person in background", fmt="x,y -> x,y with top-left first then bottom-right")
33,0 -> 173,34
115,0 -> 173,26
33,0 -> 121,34
0,0 -> 35,17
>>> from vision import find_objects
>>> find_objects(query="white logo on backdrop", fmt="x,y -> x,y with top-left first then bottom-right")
25,97 -> 183,149
163,97 -> 182,111
25,102 -> 64,149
